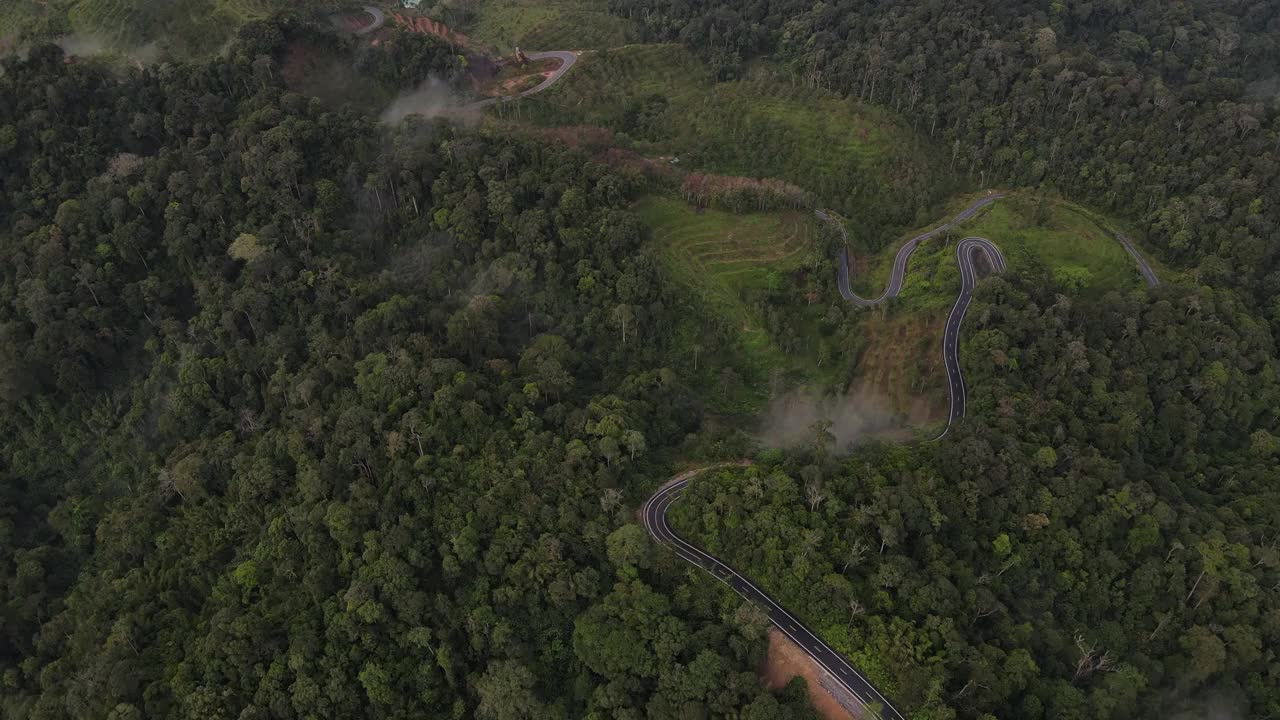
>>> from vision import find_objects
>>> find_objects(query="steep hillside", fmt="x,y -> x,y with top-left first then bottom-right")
513,44 -> 960,242
0,0 -> 328,57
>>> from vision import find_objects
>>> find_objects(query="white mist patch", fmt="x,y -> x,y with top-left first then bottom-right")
757,388 -> 904,452
1246,75 -> 1279,100
129,42 -> 161,64
55,34 -> 162,65
57,33 -> 108,57
379,77 -> 478,125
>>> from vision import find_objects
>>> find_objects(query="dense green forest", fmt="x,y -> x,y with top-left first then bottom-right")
0,20 -> 816,720
3,1 -> 1280,719
671,271 -> 1280,718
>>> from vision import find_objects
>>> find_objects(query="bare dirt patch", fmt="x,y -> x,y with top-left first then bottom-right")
852,311 -> 947,426
761,629 -> 860,720
847,251 -> 871,279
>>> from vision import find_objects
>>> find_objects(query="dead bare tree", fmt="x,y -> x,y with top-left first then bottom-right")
1072,634 -> 1118,684
848,598 -> 865,620
952,679 -> 989,700
238,408 -> 258,435
1185,568 -> 1206,604
353,459 -> 375,482
157,468 -> 181,502
600,488 -> 624,518
409,424 -> 425,457
1147,613 -> 1171,642
805,479 -> 826,512
973,604 -> 999,622
843,541 -> 869,572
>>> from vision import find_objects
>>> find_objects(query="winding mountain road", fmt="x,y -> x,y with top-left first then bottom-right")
642,466 -> 908,720
470,51 -> 579,109
938,237 -> 1007,437
355,6 -> 386,36
823,194 -> 1159,438
643,197 -> 1163,719
825,194 -> 1005,308
825,194 -> 1009,439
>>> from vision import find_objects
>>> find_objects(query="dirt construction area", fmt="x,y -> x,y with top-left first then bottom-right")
761,628 -> 862,720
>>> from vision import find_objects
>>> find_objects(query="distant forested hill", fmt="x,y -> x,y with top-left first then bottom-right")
0,0 -> 340,57
610,0 -> 1280,330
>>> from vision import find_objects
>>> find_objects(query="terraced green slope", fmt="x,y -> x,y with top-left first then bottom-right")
516,44 -> 957,235
464,0 -> 634,53
636,196 -> 844,411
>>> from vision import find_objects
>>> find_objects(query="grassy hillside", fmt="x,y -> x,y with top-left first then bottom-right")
847,191 -> 1165,313
466,0 -> 634,52
512,44 -> 958,238
820,191 -> 1169,430
0,3 -> 38,39
636,196 -> 842,412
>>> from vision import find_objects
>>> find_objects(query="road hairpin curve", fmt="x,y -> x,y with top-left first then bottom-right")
645,195 -> 1161,719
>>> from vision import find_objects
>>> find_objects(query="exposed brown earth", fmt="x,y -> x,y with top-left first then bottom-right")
760,629 -> 860,720
852,311 -> 948,425
478,57 -> 562,98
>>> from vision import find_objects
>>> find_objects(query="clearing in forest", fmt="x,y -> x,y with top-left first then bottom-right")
463,0 -> 634,52
516,44 -> 957,229
637,196 -> 837,410
848,312 -> 950,427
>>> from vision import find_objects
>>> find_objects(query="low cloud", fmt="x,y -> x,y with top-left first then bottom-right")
57,33 -> 108,57
1163,686 -> 1247,720
379,77 -> 479,125
757,387 -> 906,452
56,34 -> 162,65
1246,75 -> 1279,101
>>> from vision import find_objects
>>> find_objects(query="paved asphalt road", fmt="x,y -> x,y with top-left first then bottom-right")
641,212 -> 1161,718
938,237 -> 1007,438
639,225 -> 1011,718
820,194 -> 1160,437
822,194 -> 1007,438
642,466 -> 908,720
356,6 -> 386,36
1116,232 -> 1160,287
469,51 -> 579,109
824,194 -> 1004,308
